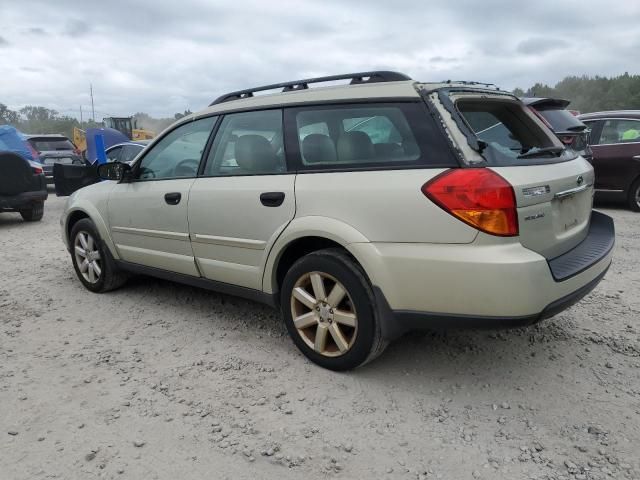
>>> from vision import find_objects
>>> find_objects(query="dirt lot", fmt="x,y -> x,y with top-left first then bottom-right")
1,194 -> 639,480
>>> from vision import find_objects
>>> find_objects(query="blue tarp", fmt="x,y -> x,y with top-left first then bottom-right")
86,127 -> 128,163
0,125 -> 35,161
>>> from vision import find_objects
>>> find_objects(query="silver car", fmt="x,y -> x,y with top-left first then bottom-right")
58,71 -> 615,371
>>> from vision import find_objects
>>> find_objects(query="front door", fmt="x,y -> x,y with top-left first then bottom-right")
188,109 -> 295,290
107,116 -> 217,275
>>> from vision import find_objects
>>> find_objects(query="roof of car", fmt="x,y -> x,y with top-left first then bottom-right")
106,141 -> 148,150
578,110 -> 640,120
195,80 -> 420,119
188,72 -> 516,124
25,134 -> 70,139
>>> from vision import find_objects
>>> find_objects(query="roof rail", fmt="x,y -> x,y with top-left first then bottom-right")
210,71 -> 412,106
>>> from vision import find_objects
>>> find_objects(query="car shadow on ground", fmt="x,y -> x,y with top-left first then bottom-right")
0,212 -> 30,226
118,273 -> 581,382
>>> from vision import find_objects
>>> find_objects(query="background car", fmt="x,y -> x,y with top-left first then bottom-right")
0,151 -> 48,221
522,97 -> 592,162
578,110 -> 640,211
106,140 -> 149,165
25,134 -> 84,184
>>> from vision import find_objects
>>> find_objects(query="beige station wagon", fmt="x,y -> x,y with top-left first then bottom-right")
58,71 -> 615,370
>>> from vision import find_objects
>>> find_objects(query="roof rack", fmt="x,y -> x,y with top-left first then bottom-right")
210,71 -> 412,106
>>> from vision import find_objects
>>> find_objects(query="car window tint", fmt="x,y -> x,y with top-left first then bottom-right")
106,146 -> 122,162
30,138 -> 76,151
596,119 -> 640,145
137,117 -> 216,180
293,104 -> 446,169
457,100 -> 560,163
121,144 -> 143,163
204,110 -> 285,176
299,121 -> 329,139
342,115 -> 402,144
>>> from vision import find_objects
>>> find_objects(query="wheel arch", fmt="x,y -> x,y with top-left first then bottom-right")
262,216 -> 371,295
64,205 -> 119,258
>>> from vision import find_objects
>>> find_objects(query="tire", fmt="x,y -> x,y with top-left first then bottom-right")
70,218 -> 127,293
628,178 -> 640,212
280,248 -> 387,371
20,202 -> 44,222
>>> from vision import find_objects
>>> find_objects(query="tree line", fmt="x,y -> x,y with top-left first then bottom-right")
512,72 -> 640,113
0,104 -> 192,140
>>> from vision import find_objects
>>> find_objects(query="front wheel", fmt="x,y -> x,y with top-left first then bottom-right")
70,218 -> 127,293
280,248 -> 386,371
628,178 -> 640,212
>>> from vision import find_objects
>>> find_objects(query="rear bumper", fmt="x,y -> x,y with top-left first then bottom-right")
349,211 -> 614,339
0,189 -> 48,210
374,264 -> 609,338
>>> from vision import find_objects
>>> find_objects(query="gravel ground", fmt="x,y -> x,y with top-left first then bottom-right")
1,194 -> 639,480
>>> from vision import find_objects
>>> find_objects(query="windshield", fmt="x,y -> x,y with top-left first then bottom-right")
456,98 -> 572,164
536,108 -> 586,133
29,138 -> 76,151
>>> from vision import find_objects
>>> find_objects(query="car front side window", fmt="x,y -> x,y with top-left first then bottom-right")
136,117 -> 217,180
106,146 -> 122,162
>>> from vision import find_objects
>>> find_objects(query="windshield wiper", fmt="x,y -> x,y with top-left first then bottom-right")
518,146 -> 564,159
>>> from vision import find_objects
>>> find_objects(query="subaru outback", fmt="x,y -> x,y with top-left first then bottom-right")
58,71 -> 615,370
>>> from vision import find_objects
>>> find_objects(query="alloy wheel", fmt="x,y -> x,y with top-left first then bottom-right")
290,271 -> 358,357
74,231 -> 102,284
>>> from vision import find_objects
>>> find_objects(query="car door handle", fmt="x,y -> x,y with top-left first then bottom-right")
260,192 -> 285,207
164,192 -> 182,205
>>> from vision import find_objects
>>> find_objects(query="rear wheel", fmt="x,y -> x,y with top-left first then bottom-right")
20,202 -> 44,222
280,248 -> 386,371
628,178 -> 640,212
70,218 -> 127,293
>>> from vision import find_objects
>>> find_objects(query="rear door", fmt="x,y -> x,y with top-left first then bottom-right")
588,118 -> 640,192
452,93 -> 595,259
188,109 -> 295,290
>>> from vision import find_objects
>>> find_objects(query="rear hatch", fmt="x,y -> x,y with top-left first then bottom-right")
429,89 -> 594,259
28,137 -> 81,167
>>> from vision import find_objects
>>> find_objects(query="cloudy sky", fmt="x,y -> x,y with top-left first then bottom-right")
1,0 -> 639,119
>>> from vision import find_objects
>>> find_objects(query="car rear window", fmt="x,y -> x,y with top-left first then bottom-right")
535,108 -> 586,133
288,102 -> 457,170
29,138 -> 75,151
456,98 -> 572,165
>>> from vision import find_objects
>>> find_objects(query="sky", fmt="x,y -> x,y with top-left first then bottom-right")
1,0 -> 639,119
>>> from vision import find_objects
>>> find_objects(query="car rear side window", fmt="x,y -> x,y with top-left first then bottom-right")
286,102 -> 457,170
30,138 -> 75,151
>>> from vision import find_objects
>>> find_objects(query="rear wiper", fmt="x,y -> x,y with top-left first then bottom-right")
518,146 -> 564,159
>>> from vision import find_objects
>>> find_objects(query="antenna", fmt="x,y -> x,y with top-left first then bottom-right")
90,83 -> 95,122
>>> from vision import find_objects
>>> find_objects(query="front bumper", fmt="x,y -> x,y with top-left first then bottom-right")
349,211 -> 615,339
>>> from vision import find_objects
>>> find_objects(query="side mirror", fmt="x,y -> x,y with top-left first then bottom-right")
97,161 -> 131,181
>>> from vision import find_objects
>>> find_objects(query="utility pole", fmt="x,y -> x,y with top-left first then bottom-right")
80,105 -> 83,125
90,83 -> 95,122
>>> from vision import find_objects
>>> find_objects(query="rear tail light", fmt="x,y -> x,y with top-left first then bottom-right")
32,165 -> 43,174
422,169 -> 519,237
